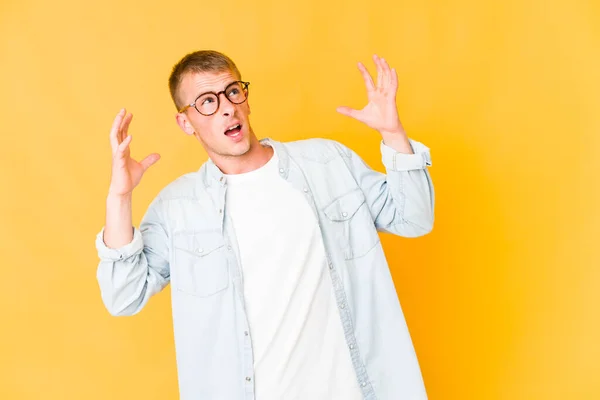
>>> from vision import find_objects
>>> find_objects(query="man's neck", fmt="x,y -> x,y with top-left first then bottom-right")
213,140 -> 274,175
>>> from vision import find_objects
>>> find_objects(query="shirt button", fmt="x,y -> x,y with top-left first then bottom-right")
361,382 -> 367,387
227,246 -> 232,251
279,168 -> 284,174
219,209 -> 223,214
303,187 -> 308,192
349,344 -> 355,349
246,377 -> 252,382
196,248 -> 204,254
244,331 -> 249,336
342,211 -> 348,217
340,303 -> 346,309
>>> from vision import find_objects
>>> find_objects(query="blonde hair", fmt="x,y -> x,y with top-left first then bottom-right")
168,50 -> 242,110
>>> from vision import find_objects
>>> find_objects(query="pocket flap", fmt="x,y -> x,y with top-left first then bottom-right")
323,189 -> 366,221
173,231 -> 224,257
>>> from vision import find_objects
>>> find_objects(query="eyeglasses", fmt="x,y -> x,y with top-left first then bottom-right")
178,81 -> 250,116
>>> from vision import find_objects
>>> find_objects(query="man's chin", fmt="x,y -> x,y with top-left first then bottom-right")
222,141 -> 252,158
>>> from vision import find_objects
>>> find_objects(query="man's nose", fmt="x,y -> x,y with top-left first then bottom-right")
219,93 -> 234,116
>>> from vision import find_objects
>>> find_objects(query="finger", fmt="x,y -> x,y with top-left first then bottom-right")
358,62 -> 375,92
381,57 -> 391,89
110,109 -> 126,152
391,67 -> 399,92
119,113 -> 133,143
140,153 -> 161,172
336,106 -> 361,120
116,135 -> 132,159
373,54 -> 383,89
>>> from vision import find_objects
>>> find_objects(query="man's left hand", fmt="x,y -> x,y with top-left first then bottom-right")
337,55 -> 412,153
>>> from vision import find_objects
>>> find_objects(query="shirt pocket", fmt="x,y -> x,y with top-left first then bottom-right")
323,188 -> 380,260
172,231 -> 229,297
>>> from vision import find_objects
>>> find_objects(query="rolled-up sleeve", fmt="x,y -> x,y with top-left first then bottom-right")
340,138 -> 435,237
380,139 -> 432,171
95,226 -> 143,262
95,198 -> 170,316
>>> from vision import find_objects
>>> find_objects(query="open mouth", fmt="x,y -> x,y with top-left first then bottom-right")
224,123 -> 242,137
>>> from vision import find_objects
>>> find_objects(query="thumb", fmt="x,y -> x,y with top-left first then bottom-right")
336,106 -> 361,120
140,153 -> 161,172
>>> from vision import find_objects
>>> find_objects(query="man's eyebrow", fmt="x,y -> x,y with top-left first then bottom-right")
194,81 -> 238,97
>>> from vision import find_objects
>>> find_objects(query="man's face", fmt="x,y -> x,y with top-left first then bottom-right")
176,70 -> 255,159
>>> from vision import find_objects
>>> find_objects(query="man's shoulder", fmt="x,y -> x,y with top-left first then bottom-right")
154,169 -> 203,202
278,137 -> 353,160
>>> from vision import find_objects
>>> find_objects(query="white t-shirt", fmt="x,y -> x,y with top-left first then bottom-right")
224,147 -> 363,400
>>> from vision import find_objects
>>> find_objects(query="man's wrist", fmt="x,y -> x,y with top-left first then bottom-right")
380,130 -> 413,154
107,192 -> 132,204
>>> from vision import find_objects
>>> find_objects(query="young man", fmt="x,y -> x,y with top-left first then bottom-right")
96,50 -> 434,400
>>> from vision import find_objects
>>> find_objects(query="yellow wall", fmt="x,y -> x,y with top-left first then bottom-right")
1,0 -> 598,398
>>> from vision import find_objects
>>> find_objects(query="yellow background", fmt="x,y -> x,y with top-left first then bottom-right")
1,0 -> 598,399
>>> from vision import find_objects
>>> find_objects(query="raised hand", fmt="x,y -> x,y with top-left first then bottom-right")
337,54 -> 406,137
108,109 -> 160,197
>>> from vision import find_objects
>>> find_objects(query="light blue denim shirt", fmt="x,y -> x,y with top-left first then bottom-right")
96,137 -> 434,400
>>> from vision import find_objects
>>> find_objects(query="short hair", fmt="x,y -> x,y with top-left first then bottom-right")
168,50 -> 242,110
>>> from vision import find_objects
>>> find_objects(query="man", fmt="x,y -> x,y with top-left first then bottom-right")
96,50 -> 434,400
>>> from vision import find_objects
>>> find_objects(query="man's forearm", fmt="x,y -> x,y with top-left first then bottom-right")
103,193 -> 134,248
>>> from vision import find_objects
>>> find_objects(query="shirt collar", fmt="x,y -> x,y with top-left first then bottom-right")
200,138 -> 290,189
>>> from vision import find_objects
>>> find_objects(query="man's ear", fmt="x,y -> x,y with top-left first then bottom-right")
175,113 -> 195,136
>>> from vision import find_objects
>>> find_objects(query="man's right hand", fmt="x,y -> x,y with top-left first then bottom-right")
108,109 -> 160,197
